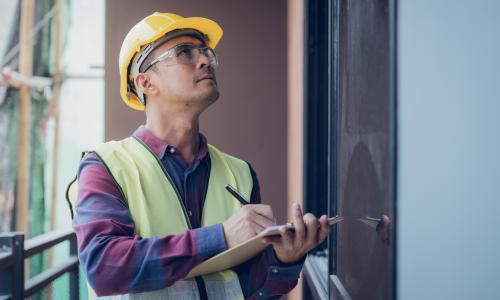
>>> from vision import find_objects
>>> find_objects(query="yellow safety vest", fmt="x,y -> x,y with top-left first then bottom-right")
70,136 -> 252,300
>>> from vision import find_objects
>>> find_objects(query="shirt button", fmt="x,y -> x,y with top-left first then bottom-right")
188,210 -> 193,217
169,147 -> 175,154
271,267 -> 279,273
258,291 -> 263,297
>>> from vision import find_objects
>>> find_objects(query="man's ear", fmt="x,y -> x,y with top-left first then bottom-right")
135,73 -> 159,97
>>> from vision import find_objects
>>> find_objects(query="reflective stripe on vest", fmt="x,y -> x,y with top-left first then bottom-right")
87,136 -> 252,300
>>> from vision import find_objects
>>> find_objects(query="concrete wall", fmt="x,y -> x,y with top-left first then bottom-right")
105,1 -> 289,222
398,0 -> 500,298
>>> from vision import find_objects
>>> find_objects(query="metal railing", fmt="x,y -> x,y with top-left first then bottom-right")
0,228 -> 79,299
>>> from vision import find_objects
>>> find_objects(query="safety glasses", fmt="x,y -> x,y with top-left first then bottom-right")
141,43 -> 218,73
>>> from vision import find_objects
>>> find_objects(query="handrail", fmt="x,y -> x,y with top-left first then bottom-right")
24,256 -> 79,298
0,229 -> 79,300
24,228 -> 75,258
0,232 -> 22,269
0,252 -> 14,269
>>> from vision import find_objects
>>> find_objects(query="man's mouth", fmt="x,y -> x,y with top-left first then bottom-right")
197,74 -> 216,83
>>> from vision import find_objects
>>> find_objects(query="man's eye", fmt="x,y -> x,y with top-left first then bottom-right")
178,48 -> 194,58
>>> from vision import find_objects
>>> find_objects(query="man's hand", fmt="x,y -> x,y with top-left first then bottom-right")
223,204 -> 274,249
263,203 -> 330,264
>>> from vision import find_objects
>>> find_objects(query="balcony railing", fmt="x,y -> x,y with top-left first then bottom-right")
0,228 -> 79,299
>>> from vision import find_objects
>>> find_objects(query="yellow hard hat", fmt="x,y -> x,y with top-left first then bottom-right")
119,12 -> 223,111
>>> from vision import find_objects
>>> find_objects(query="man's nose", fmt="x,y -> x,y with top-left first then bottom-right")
196,49 -> 211,69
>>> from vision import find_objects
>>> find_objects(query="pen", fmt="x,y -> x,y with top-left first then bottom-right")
224,184 -> 249,205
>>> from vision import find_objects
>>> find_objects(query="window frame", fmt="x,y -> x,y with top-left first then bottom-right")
302,0 -> 336,298
302,0 -> 398,299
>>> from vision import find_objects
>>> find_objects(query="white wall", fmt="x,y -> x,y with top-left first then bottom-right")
44,1 -> 104,298
0,0 -> 18,60
47,0 -> 105,231
398,0 -> 500,299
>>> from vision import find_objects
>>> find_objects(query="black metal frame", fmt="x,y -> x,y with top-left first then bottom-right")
303,0 -> 333,250
389,0 -> 398,298
327,0 -> 339,278
303,0 -> 398,299
303,0 -> 336,298
0,229 -> 79,299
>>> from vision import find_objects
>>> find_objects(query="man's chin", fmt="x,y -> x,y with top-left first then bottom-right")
188,82 -> 219,105
189,89 -> 219,108
202,87 -> 220,104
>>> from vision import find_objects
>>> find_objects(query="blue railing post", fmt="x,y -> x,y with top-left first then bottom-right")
0,232 -> 25,300
69,235 -> 79,300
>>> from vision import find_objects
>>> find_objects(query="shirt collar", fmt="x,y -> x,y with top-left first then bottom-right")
133,125 -> 209,161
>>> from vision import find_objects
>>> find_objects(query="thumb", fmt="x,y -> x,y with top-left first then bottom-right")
261,235 -> 282,245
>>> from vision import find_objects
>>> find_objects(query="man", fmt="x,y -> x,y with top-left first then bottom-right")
73,12 -> 330,299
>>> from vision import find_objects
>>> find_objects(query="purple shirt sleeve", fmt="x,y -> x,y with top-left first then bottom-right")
236,163 -> 304,299
73,153 -> 227,296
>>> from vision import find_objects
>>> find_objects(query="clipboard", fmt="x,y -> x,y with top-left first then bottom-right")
185,215 -> 343,278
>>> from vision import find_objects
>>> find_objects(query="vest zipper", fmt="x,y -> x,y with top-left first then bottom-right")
132,136 -> 193,229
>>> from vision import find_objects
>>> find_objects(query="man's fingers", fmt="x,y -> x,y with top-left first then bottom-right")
318,215 -> 331,242
292,203 -> 305,247
251,204 -> 274,221
242,205 -> 274,231
261,235 -> 281,245
262,226 -> 293,247
253,223 -> 268,235
250,212 -> 274,231
304,213 -> 320,247
279,225 -> 293,246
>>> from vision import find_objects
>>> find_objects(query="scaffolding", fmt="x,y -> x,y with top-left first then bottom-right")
0,0 -> 71,297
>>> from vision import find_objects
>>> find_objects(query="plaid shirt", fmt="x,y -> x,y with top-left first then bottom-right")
73,126 -> 303,299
